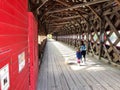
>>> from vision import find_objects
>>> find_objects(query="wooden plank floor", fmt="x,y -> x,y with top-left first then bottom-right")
37,39 -> 120,90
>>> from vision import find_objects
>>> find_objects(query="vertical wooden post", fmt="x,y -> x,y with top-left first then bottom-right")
78,27 -> 81,48
99,9 -> 105,60
55,32 -> 58,41
99,5 -> 105,60
79,24 -> 82,48
86,25 -> 89,54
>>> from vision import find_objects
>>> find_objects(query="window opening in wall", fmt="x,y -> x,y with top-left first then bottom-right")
89,34 -> 91,40
81,35 -> 82,40
117,42 -> 120,47
106,31 -> 110,35
78,34 -> 80,39
98,32 -> 100,35
47,34 -> 52,39
93,33 -> 98,41
109,32 -> 118,43
106,41 -> 110,45
84,34 -> 86,40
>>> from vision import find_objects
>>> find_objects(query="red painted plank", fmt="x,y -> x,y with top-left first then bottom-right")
0,0 -> 29,90
28,12 -> 39,90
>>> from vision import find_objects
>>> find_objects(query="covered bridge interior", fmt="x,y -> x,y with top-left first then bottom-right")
0,0 -> 120,90
29,0 -> 120,64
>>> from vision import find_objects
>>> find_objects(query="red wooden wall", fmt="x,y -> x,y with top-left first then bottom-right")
0,0 -> 29,90
28,12 -> 39,90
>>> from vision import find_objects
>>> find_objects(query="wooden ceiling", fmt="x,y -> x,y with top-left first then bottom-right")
29,0 -> 120,35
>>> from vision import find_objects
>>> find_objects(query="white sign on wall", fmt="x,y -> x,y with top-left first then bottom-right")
18,52 -> 25,72
0,64 -> 10,90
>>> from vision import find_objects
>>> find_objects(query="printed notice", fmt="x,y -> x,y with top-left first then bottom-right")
0,64 -> 10,90
18,52 -> 25,72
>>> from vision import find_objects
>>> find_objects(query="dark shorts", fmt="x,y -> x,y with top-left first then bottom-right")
81,51 -> 86,58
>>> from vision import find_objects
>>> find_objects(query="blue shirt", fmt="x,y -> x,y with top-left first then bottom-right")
76,51 -> 82,59
80,45 -> 86,51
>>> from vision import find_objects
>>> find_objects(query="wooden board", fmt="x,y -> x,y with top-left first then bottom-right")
37,40 -> 120,90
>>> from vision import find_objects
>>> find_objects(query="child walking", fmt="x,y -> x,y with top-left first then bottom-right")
76,48 -> 82,65
80,41 -> 86,63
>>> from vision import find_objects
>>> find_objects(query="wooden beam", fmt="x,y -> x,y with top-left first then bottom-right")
103,6 -> 120,16
45,20 -> 70,23
115,0 -> 120,5
99,17 -> 105,60
50,24 -> 64,26
37,0 -> 48,10
104,32 -> 120,62
87,6 -> 101,20
103,45 -> 112,62
76,10 -> 89,23
86,18 -> 90,54
49,15 -> 81,22
55,0 -> 71,7
55,0 -> 89,29
61,1 -> 89,28
47,0 -> 109,14
49,14 -> 61,19
77,9 -> 89,15
41,4 -> 56,20
105,16 -> 120,37
49,22 -> 70,25
50,25 -> 63,27
56,0 -> 89,14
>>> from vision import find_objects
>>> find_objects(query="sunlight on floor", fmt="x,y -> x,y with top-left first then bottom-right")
68,59 -> 106,71
52,40 -> 106,71
70,65 -> 87,70
86,66 -> 106,71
